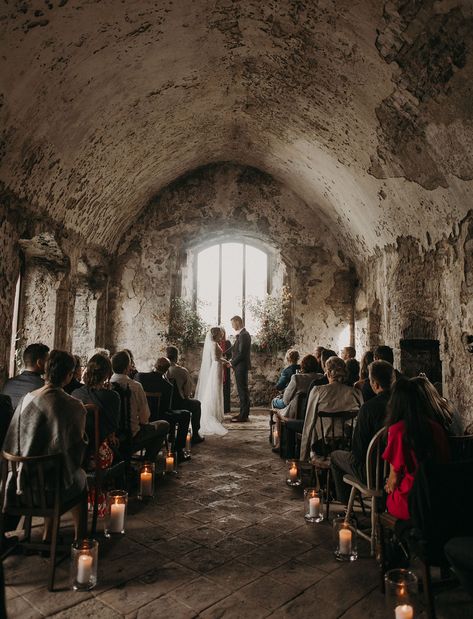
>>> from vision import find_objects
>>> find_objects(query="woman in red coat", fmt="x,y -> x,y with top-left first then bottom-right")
383,378 -> 450,521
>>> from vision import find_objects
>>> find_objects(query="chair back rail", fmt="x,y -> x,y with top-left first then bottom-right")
83,403 -> 100,463
145,391 -> 161,422
111,382 -> 132,440
316,410 -> 358,455
365,426 -> 388,491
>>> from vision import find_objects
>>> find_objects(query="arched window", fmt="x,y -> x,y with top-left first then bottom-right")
195,241 -> 270,333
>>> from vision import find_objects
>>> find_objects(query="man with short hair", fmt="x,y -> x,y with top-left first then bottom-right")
313,346 -> 325,374
362,345 -> 396,401
230,316 -> 251,422
2,343 -> 50,409
136,357 -> 192,462
330,360 -> 394,504
166,346 -> 204,444
341,346 -> 356,361
110,350 -> 169,462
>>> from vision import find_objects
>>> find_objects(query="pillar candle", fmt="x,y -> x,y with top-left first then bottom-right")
166,455 -> 174,472
186,433 -> 192,451
109,501 -> 125,533
339,528 -> 352,554
289,465 -> 298,481
394,605 -> 414,619
309,496 -> 320,517
140,471 -> 153,495
77,554 -> 93,584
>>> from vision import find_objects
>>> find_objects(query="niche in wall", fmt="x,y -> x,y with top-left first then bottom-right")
400,339 -> 442,384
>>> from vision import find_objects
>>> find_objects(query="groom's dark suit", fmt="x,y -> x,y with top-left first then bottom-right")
231,328 -> 251,421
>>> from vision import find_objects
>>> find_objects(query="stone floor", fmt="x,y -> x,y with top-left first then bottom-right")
4,410 -> 473,618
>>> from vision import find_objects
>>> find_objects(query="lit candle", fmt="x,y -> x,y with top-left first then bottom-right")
140,470 -> 153,495
339,528 -> 352,555
109,501 -> 125,533
186,432 -> 192,451
309,496 -> 320,518
165,455 -> 174,472
394,604 -> 414,619
77,554 -> 93,584
289,464 -> 298,481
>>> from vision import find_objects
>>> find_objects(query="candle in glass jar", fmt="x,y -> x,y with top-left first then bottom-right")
110,501 -> 125,532
289,464 -> 298,481
77,554 -> 93,584
186,432 -> 191,451
339,528 -> 352,554
309,496 -> 320,517
165,455 -> 174,472
394,604 -> 414,619
140,471 -> 153,495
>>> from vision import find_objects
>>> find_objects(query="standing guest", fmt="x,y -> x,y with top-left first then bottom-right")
72,354 -> 120,444
2,343 -> 50,410
383,378 -> 450,520
64,355 -> 83,395
354,350 -> 374,392
341,346 -> 356,361
111,351 -> 169,462
362,345 -> 397,402
300,356 -> 363,461
166,345 -> 204,444
136,357 -> 191,462
345,358 -> 360,387
274,349 -> 301,398
220,329 -> 232,414
412,375 -> 460,435
331,360 -> 394,504
313,346 -> 325,374
2,350 -> 88,540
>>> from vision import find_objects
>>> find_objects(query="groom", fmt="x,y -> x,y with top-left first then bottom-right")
230,315 -> 251,423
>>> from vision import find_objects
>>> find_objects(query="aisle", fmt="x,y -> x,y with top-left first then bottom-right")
4,411 -> 470,618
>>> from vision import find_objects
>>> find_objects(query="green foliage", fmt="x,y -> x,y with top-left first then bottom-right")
246,287 -> 293,352
165,298 -> 207,349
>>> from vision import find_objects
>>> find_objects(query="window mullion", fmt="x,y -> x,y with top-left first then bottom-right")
242,243 -> 246,323
218,243 -> 222,324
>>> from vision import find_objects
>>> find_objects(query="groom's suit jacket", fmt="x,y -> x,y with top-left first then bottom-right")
231,328 -> 251,373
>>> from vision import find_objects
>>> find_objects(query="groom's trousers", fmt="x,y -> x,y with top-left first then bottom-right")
235,368 -> 250,420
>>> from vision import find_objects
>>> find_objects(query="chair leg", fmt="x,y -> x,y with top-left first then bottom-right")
48,514 -> 60,592
325,469 -> 331,520
91,479 -> 100,537
370,497 -> 377,556
79,491 -> 88,540
422,561 -> 436,619
378,520 -> 387,592
24,515 -> 32,542
345,486 -> 356,523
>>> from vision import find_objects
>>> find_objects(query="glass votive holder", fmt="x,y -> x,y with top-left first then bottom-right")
185,431 -> 192,454
71,538 -> 98,591
165,451 -> 177,475
286,460 -> 301,487
104,490 -> 128,537
333,517 -> 358,561
138,462 -> 155,499
304,487 -> 323,523
272,426 -> 279,447
385,568 -> 418,618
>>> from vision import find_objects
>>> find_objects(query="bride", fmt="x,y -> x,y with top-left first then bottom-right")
195,327 -> 230,436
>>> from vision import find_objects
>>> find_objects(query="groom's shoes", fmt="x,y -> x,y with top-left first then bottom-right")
231,416 -> 249,423
191,435 -> 205,445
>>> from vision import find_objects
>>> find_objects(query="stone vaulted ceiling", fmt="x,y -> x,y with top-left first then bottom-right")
1,0 -> 473,254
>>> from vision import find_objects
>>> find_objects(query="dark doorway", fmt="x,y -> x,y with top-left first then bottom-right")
400,339 -> 442,384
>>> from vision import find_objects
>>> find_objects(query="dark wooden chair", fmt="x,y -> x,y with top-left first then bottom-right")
83,404 -> 126,535
278,392 -> 308,458
0,452 -> 87,591
310,410 -> 358,519
449,434 -> 473,462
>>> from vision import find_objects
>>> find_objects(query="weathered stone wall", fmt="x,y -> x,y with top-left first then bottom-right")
355,215 -> 473,429
108,163 -> 356,401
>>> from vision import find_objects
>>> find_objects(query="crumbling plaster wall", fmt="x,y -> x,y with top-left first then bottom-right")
355,214 -> 473,428
109,163 -> 355,399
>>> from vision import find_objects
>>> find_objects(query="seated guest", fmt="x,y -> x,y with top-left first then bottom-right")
64,354 -> 83,394
412,375 -> 461,435
383,378 -> 450,521
110,351 -> 169,462
2,350 -> 87,540
2,343 -> 50,410
308,348 -> 338,390
331,360 -> 394,504
274,355 -> 322,418
136,357 -> 191,462
272,350 -> 302,408
354,350 -> 374,392
345,358 -> 360,387
166,345 -> 204,444
341,346 -> 356,361
72,354 -> 120,444
124,349 -> 138,379
300,356 -> 363,461
313,346 -> 325,374
362,345 -> 397,402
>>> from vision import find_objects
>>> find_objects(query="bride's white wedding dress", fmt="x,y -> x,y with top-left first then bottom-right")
195,332 -> 228,436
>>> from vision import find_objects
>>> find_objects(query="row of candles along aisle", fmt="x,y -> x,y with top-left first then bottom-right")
286,460 -> 417,619
71,432 -> 192,591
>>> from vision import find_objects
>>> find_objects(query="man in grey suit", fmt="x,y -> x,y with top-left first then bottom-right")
230,315 -> 251,422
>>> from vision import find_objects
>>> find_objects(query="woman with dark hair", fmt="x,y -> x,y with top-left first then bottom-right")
3,350 -> 87,540
345,358 -> 360,387
383,378 -> 450,520
274,354 -> 323,419
72,354 -> 121,444
64,354 -> 83,394
354,350 -> 374,392
411,375 -> 460,435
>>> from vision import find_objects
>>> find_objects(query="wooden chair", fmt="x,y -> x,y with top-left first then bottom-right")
145,391 -> 173,453
0,452 -> 87,591
83,404 -> 126,536
310,410 -> 358,519
449,434 -> 473,462
343,427 -> 387,554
